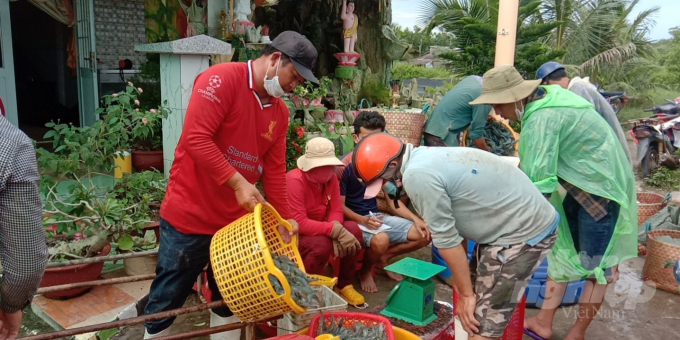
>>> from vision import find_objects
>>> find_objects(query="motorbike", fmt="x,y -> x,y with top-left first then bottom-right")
630,113 -> 680,178
598,89 -> 629,115
646,97 -> 680,117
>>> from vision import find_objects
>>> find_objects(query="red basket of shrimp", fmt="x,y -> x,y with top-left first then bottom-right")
308,312 -> 395,340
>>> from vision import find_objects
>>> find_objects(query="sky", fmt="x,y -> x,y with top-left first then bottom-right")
392,0 -> 676,41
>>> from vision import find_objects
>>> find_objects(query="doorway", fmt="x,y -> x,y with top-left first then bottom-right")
10,0 -> 79,141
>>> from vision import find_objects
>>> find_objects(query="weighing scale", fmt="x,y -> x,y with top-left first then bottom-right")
381,257 -> 446,326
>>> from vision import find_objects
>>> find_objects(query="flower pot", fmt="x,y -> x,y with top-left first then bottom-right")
124,253 -> 158,276
40,244 -> 112,299
131,150 -> 164,172
131,221 -> 161,244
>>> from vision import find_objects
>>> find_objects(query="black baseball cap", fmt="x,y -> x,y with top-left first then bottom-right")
270,31 -> 319,84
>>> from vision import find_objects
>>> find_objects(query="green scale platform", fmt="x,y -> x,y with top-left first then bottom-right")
380,257 -> 446,326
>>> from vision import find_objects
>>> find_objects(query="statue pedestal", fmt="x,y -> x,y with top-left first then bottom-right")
334,52 -> 361,67
135,35 -> 231,177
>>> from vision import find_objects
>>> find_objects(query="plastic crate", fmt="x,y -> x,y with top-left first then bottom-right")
524,257 -> 585,308
277,286 -> 348,335
431,241 -> 475,282
308,312 -> 395,340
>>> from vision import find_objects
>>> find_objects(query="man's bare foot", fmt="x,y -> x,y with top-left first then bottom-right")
376,266 -> 403,282
360,271 -> 378,293
563,329 -> 586,340
524,316 -> 553,339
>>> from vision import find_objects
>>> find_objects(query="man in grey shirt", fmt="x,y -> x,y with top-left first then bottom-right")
535,61 -> 632,163
0,113 -> 48,339
352,133 -> 558,340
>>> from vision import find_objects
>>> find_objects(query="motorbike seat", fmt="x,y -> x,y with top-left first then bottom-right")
600,90 -> 625,97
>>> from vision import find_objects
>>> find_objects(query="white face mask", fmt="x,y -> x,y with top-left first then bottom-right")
264,60 -> 286,98
515,101 -> 525,121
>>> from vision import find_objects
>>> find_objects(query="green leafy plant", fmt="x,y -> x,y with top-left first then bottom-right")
291,77 -> 332,129
129,55 -> 162,112
37,86 -> 168,262
358,76 -> 390,107
42,176 -> 152,262
318,122 -> 355,158
98,84 -> 170,151
644,167 -> 680,190
286,119 -> 308,171
391,62 -> 454,80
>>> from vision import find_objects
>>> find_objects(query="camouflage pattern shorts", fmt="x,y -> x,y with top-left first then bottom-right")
469,232 -> 557,337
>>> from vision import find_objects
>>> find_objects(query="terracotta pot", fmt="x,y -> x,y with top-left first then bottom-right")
124,253 -> 158,276
40,244 -> 112,299
131,150 -> 164,172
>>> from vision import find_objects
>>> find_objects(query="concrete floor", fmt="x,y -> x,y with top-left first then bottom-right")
107,245 -> 680,340
71,136 -> 680,339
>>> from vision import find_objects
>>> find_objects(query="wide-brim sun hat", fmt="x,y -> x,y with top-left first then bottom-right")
297,137 -> 344,171
469,65 -> 542,105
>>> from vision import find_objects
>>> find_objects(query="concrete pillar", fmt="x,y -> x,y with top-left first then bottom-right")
135,35 -> 232,177
494,0 -> 520,67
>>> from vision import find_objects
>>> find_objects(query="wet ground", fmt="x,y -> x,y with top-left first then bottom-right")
22,243 -> 680,340
21,136 -> 680,339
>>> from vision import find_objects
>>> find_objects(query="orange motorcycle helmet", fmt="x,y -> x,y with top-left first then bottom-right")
352,132 -> 404,184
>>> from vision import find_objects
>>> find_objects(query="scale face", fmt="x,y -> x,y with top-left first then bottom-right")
381,257 -> 446,326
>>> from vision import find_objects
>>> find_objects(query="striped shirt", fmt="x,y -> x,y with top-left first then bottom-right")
0,115 -> 48,313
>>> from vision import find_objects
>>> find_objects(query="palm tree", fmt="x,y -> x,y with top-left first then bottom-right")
419,0 -> 563,77
538,0 -> 658,83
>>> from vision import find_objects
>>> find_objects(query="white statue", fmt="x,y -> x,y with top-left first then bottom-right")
341,0 -> 358,53
235,0 -> 252,21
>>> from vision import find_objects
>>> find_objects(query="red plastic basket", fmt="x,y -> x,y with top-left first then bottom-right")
308,312 -> 395,340
453,289 -> 525,340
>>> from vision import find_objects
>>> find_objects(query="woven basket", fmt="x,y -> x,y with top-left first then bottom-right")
359,108 -> 426,146
638,192 -> 668,225
642,230 -> 680,295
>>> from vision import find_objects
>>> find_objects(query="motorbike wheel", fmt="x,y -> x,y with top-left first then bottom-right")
641,147 -> 660,178
610,98 -> 622,115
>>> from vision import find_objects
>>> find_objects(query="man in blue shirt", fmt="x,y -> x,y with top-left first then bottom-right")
336,111 -> 430,293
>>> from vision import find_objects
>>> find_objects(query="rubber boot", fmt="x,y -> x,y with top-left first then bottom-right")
209,311 -> 241,340
143,326 -> 171,339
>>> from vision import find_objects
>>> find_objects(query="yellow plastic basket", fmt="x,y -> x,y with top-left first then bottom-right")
210,203 -> 307,322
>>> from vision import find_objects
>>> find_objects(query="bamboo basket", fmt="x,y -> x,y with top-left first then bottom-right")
643,230 -> 680,295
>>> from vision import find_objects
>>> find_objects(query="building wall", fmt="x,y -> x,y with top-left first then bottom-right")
94,0 -> 147,70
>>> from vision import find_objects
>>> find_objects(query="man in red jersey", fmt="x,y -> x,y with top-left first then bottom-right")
143,31 -> 317,340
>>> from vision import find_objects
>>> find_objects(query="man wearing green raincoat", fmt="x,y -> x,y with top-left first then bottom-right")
470,65 -> 637,340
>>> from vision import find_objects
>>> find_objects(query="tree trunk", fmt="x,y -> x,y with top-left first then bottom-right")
253,0 -> 393,83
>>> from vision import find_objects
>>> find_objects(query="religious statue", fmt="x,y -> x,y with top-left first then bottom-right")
219,9 -> 230,40
341,0 -> 358,53
235,0 -> 252,22
180,0 -> 208,37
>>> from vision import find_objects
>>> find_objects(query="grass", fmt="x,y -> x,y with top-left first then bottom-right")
618,88 -> 679,123
644,167 -> 680,191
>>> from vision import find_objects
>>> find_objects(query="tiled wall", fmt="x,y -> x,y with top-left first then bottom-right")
94,0 -> 147,70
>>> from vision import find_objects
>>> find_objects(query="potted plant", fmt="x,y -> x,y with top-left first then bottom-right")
318,121 -> 354,157
41,177 -> 151,298
98,84 -> 171,172
290,77 -> 332,129
113,170 -> 167,241
37,114 -> 151,298
333,79 -> 360,124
